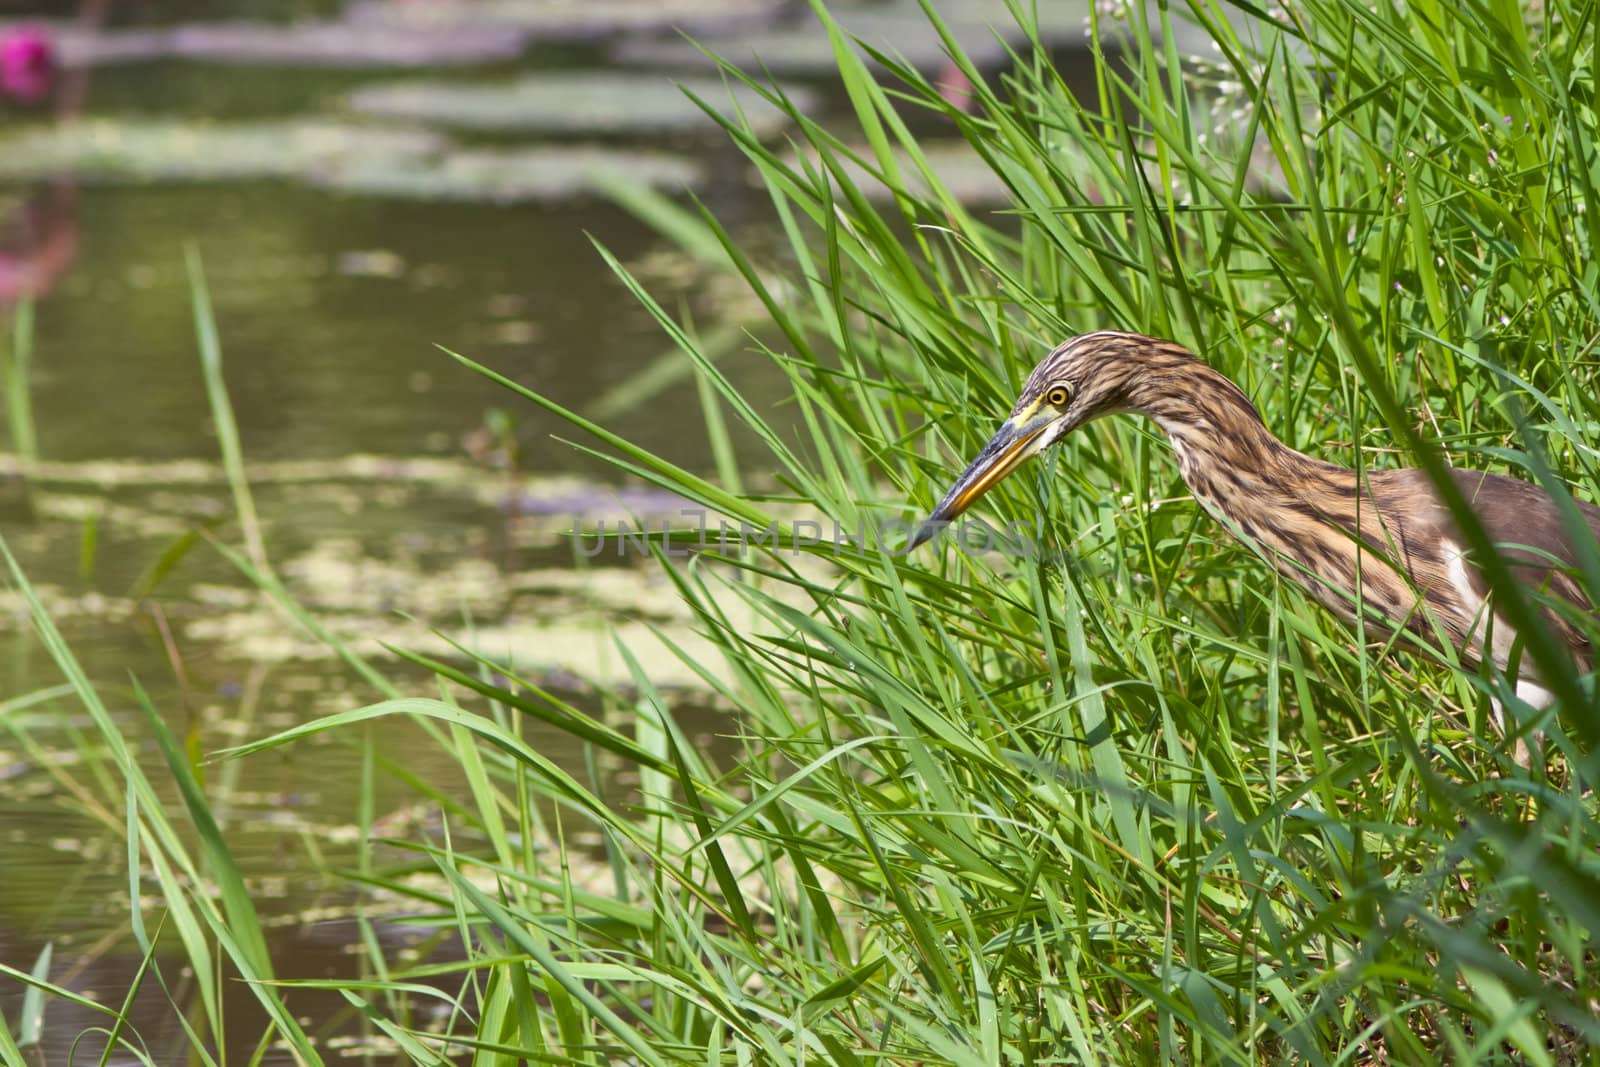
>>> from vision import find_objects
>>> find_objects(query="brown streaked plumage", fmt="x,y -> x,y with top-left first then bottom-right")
911,331 -> 1600,707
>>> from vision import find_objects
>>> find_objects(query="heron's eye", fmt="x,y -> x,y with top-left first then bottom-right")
1045,384 -> 1072,407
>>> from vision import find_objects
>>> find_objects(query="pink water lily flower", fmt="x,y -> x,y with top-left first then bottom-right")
0,27 -> 56,103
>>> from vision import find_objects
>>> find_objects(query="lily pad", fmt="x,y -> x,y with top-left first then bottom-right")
347,72 -> 815,138
0,119 -> 444,182
789,139 -> 1014,205
342,0 -> 784,42
613,0 -> 1090,74
0,119 -> 702,201
52,21 -> 530,68
312,145 -> 703,203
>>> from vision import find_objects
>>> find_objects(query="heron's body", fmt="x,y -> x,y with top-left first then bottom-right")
914,332 -> 1600,705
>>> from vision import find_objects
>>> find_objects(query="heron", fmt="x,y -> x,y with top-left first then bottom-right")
909,331 -> 1600,712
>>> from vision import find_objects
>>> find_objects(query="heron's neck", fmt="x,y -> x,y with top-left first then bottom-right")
1121,359 -> 1347,521
1110,353 -> 1419,640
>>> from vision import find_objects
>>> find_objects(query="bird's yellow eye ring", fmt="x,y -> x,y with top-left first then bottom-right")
1045,384 -> 1072,407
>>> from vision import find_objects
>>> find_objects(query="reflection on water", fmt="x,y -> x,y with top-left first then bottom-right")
16,180 -> 759,465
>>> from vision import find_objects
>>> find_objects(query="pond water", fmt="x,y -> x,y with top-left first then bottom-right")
0,4 -> 1104,1060
0,122 -> 771,1067
0,43 -> 798,1064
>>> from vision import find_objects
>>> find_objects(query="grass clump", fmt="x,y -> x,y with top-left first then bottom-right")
7,0 -> 1600,1062
295,0 -> 1595,1058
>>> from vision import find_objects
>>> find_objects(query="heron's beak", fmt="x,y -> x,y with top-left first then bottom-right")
908,414 -> 1055,550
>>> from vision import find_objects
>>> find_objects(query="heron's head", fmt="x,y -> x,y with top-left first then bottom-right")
908,333 -> 1148,549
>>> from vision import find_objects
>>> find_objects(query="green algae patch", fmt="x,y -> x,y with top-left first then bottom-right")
0,119 -> 703,200
179,545 -> 737,693
0,450 -> 808,695
786,138 -> 1014,205
46,19 -> 529,68
313,145 -> 703,203
612,0 -> 1089,74
342,0 -> 782,39
0,119 -> 444,183
346,71 -> 815,138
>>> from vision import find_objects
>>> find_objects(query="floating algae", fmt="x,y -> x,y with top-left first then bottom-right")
341,0 -> 783,41
312,145 -> 703,203
0,119 -> 444,183
0,119 -> 705,201
346,71 -> 815,138
47,19 -> 529,68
